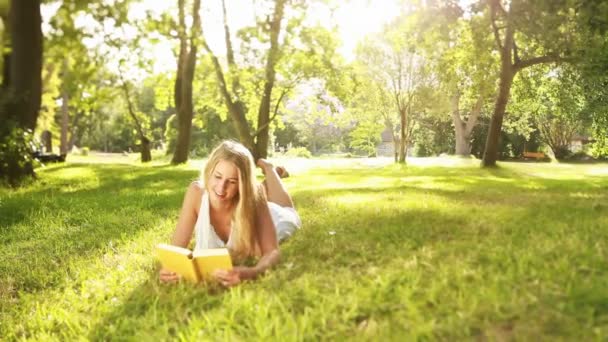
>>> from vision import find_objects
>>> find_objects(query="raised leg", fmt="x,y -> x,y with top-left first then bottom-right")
257,159 -> 294,208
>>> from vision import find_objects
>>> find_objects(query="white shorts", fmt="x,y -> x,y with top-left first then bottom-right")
268,202 -> 302,242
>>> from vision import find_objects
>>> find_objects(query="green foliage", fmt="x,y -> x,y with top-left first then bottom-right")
348,121 -> 382,157
0,121 -> 35,186
284,146 -> 311,158
285,82 -> 350,154
164,109 -> 238,158
1,160 -> 608,339
590,119 -> 608,159
412,118 -> 455,156
273,120 -> 303,150
510,66 -> 590,159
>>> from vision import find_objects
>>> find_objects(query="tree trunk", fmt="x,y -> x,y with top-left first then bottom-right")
454,129 -> 470,156
0,0 -> 42,186
482,68 -> 514,166
120,80 -> 151,163
451,93 -> 467,155
8,0 -> 42,131
141,137 -> 152,162
393,140 -> 399,162
1,11 -> 10,92
172,0 -> 200,164
398,108 -> 406,163
253,0 -> 286,160
41,130 -> 52,152
67,111 -> 82,151
1,53 -> 9,90
453,94 -> 483,156
60,86 -> 69,154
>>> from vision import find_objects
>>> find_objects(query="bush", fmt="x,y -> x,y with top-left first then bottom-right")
0,122 -> 36,186
81,147 -> 89,156
285,147 -> 312,158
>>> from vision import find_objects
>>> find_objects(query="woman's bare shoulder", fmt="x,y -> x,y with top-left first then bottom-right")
186,180 -> 205,199
183,181 -> 204,214
189,180 -> 204,191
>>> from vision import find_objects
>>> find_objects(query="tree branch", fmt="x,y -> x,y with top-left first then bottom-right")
221,0 -> 235,67
513,54 -> 564,72
451,91 -> 464,132
253,87 -> 288,138
490,1 -> 504,51
464,95 -> 483,136
117,66 -> 145,140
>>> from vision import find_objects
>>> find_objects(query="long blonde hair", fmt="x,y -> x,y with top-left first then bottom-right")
202,140 -> 263,259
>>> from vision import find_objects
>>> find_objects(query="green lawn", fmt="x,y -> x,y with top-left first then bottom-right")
1,156 -> 607,340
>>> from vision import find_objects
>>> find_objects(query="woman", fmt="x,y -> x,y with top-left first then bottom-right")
159,140 -> 301,287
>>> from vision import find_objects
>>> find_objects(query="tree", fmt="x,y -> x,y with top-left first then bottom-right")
427,9 -> 497,157
199,0 -> 341,160
513,66 -> 589,159
200,0 -> 286,160
118,69 -> 152,162
356,17 -> 432,164
172,0 -> 201,164
0,0 -> 43,186
43,1 -> 99,156
343,71 -> 393,158
573,1 -> 608,158
479,0 -> 577,167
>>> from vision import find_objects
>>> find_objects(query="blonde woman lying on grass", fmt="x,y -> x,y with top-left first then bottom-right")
159,140 -> 301,287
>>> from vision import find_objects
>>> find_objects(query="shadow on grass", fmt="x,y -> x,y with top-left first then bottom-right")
0,164 -> 199,294
287,169 -> 607,276
87,272 -> 228,340
2,162 -> 606,339
1,164 -> 198,229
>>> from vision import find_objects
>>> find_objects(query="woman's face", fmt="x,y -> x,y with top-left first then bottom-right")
208,160 -> 240,203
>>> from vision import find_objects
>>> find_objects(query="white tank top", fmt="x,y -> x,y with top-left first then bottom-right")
193,191 -> 234,251
193,190 -> 302,251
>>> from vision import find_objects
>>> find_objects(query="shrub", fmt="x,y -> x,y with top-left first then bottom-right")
285,146 -> 312,158
0,122 -> 36,186
81,147 -> 89,156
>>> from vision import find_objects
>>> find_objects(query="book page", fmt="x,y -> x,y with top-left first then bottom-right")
156,244 -> 199,282
192,248 -> 233,280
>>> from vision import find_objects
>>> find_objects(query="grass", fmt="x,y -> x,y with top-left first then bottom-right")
1,156 -> 607,340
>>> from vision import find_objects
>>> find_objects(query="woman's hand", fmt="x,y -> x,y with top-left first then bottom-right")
213,267 -> 256,287
159,268 -> 180,283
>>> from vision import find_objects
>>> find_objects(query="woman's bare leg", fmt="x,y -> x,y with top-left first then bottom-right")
257,159 -> 294,208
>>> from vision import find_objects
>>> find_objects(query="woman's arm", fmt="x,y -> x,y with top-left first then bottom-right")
214,188 -> 280,286
171,182 -> 203,247
159,182 -> 202,282
238,199 -> 280,280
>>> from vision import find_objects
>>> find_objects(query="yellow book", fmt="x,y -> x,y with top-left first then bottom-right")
156,244 -> 233,283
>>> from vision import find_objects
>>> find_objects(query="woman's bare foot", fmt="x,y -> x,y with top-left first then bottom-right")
275,166 -> 289,179
257,159 -> 289,179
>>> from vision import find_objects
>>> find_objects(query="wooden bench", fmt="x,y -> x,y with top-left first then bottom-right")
523,151 -> 545,160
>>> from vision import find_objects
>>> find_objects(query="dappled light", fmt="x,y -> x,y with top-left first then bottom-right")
1,159 -> 608,339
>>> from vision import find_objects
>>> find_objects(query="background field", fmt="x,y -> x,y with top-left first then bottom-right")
1,156 -> 607,340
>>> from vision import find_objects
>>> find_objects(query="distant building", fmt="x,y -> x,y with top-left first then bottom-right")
377,126 -> 396,157
569,134 -> 595,153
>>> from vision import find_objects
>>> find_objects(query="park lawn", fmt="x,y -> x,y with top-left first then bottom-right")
1,157 -> 607,340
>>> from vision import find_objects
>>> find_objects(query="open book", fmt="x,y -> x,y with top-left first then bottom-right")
156,244 -> 233,283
